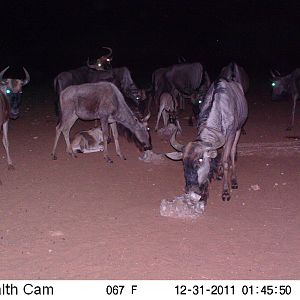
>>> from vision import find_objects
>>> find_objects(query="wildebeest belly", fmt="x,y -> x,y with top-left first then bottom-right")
75,97 -> 102,120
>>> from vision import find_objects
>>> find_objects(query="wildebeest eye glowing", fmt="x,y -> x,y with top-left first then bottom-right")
272,82 -> 276,87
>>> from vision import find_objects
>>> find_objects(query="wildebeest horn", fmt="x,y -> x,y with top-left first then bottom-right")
0,66 -> 9,82
142,112 -> 151,122
170,129 -> 185,152
102,47 -> 112,58
22,67 -> 30,85
86,58 -> 97,69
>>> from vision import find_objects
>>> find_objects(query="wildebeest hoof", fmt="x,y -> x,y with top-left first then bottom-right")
105,157 -> 113,163
51,154 -> 57,160
216,175 -> 223,181
8,164 -> 15,171
222,191 -> 231,201
231,179 -> 238,189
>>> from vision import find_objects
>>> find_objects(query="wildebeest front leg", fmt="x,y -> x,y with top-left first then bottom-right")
100,117 -> 113,163
286,94 -> 297,131
2,121 -> 14,170
221,138 -> 234,201
155,105 -> 164,131
110,122 -> 126,160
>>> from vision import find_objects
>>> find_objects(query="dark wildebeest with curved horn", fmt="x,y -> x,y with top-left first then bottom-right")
270,68 -> 300,131
51,82 -> 151,163
0,66 -> 30,119
87,46 -> 113,71
0,90 -> 14,184
166,78 -> 248,204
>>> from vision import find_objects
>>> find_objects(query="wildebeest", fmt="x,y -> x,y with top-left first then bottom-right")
271,68 -> 300,130
87,46 -> 113,70
0,66 -> 30,119
54,66 -> 145,114
0,90 -> 14,184
166,78 -> 248,204
71,127 -> 104,153
155,92 -> 182,132
51,82 -> 151,163
188,70 -> 211,126
152,62 -> 206,110
219,62 -> 249,94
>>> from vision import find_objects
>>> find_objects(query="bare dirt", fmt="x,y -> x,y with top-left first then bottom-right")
0,82 -> 299,280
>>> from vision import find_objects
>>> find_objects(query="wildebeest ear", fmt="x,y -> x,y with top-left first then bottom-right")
207,150 -> 217,158
165,152 -> 183,161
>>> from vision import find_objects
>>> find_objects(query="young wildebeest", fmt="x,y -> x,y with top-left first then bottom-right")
71,127 -> 104,154
271,69 -> 300,130
51,82 -> 151,163
155,92 -> 182,132
166,79 -> 248,204
0,90 -> 14,184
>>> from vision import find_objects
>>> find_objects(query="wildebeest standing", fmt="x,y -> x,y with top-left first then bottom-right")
271,68 -> 300,130
0,90 -> 14,184
152,62 -> 205,110
51,82 -> 151,163
219,62 -> 249,94
166,79 -> 248,203
155,92 -> 182,132
0,66 -> 30,119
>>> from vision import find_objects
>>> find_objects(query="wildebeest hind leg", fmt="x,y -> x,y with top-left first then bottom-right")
61,115 -> 78,158
110,122 -> 126,160
230,129 -> 241,189
100,117 -> 113,163
2,121 -> 14,170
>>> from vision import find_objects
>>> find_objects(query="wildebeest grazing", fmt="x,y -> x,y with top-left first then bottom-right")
51,82 -> 151,163
271,68 -> 300,130
166,79 -> 248,204
71,127 -> 104,153
0,66 -> 30,119
0,90 -> 14,184
219,62 -> 249,94
54,66 -> 145,115
155,92 -> 182,132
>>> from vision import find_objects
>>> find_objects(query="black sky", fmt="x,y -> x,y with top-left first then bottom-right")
1,0 -> 299,80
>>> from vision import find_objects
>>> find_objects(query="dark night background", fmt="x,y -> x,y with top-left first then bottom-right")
1,0 -> 299,84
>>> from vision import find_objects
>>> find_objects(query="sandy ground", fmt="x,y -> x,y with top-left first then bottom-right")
0,81 -> 299,280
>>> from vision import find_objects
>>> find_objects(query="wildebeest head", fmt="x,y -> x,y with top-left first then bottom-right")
270,70 -> 289,101
87,47 -> 113,70
0,66 -> 30,119
133,112 -> 152,150
166,127 -> 225,203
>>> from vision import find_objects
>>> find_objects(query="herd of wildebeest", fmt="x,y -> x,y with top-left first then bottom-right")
0,47 -> 299,206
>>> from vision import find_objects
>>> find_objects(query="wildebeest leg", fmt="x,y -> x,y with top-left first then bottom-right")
162,110 -> 169,128
221,138 -> 234,201
176,119 -> 182,133
230,129 -> 241,189
100,117 -> 113,163
155,105 -> 164,131
2,121 -> 14,170
110,122 -> 126,160
61,115 -> 78,158
51,114 -> 77,159
287,94 -> 297,131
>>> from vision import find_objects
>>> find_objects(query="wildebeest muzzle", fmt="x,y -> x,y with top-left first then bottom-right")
7,92 -> 22,119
